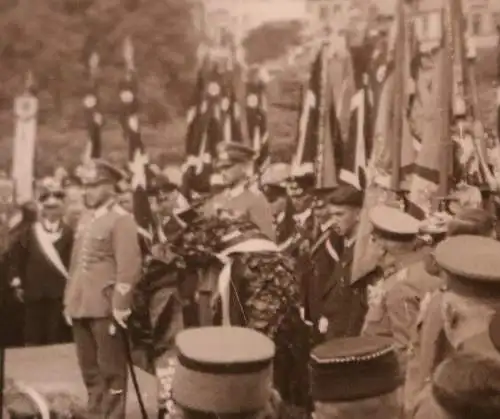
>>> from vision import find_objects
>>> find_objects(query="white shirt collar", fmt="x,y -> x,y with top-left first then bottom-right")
42,219 -> 61,232
320,219 -> 335,232
344,235 -> 356,248
294,208 -> 312,225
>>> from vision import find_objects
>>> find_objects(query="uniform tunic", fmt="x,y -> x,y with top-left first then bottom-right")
201,182 -> 276,241
65,202 -> 142,419
362,250 -> 426,371
404,290 -> 452,418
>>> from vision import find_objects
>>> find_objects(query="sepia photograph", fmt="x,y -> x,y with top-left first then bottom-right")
1,0 -> 500,417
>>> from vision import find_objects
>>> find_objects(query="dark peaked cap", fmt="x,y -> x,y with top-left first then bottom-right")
309,336 -> 402,402
314,184 -> 364,207
215,142 -> 255,169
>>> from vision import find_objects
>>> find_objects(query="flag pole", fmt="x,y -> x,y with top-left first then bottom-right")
312,41 -> 329,238
390,0 -> 405,191
438,4 -> 452,200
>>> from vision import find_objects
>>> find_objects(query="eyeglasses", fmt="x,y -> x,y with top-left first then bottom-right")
39,191 -> 65,202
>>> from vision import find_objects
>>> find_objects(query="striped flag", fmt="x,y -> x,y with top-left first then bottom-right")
245,67 -> 270,177
119,37 -> 156,247
82,51 -> 103,162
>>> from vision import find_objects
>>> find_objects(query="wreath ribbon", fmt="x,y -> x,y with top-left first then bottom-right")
216,238 -> 279,325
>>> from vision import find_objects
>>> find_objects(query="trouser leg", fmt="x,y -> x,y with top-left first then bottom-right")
92,318 -> 128,419
72,318 -> 104,418
24,301 -> 45,346
45,298 -> 70,344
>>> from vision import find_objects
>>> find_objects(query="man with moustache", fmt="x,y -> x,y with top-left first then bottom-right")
64,158 -> 142,419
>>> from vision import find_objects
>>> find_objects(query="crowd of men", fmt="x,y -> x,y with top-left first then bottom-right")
2,137 -> 500,419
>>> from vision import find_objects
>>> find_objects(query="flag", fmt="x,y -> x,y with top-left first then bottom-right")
290,49 -> 323,178
339,44 -> 373,190
408,0 -> 453,219
119,37 -> 156,247
182,59 -> 224,195
350,5 -> 410,283
245,67 -> 269,177
12,72 -> 38,204
220,70 -> 244,145
82,51 -> 103,163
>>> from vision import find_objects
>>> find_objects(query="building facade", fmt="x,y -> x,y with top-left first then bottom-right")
463,0 -> 500,40
201,0 -> 309,42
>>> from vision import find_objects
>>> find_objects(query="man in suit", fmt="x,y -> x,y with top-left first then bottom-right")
201,142 -> 276,241
10,178 -> 74,346
64,159 -> 142,419
306,185 -> 371,341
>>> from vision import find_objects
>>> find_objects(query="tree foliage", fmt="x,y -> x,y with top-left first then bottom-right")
0,0 -> 201,131
0,3 -> 496,175
242,20 -> 305,64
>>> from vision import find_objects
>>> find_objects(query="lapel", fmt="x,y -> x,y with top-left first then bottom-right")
322,240 -> 355,299
32,222 -> 70,280
54,224 -> 74,254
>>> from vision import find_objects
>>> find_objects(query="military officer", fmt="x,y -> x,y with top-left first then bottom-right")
64,158 -> 142,419
405,235 -> 500,418
201,141 -> 276,241
310,335 -> 403,419
170,326 -> 280,419
362,205 -> 425,372
414,312 -> 500,419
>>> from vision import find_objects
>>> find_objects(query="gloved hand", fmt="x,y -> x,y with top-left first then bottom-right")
113,308 -> 131,329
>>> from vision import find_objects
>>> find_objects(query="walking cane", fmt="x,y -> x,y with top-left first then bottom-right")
103,284 -> 149,419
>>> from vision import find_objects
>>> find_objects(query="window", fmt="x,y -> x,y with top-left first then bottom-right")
472,13 -> 482,35
422,13 -> 429,36
319,4 -> 328,19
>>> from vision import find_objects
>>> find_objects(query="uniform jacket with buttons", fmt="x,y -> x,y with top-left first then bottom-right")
362,250 -> 427,371
201,183 -> 276,241
64,202 -> 142,318
404,290 -> 452,417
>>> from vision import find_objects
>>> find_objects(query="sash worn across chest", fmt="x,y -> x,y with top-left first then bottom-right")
33,222 -> 69,280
